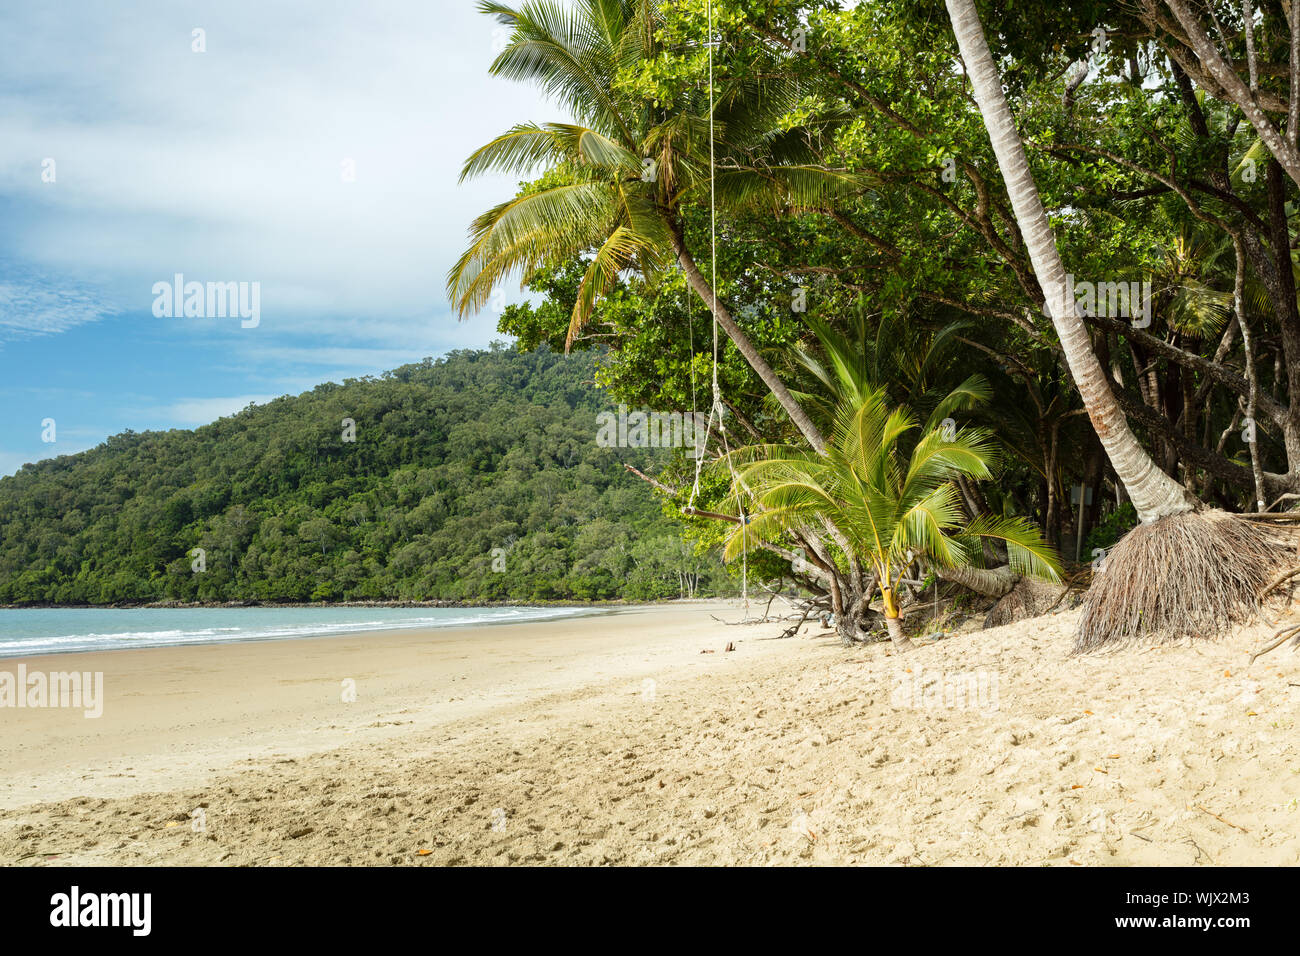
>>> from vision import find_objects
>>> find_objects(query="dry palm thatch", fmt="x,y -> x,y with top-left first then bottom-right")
1075,509 -> 1299,652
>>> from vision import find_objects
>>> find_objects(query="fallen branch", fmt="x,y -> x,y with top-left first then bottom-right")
1263,492 -> 1300,513
1042,570 -> 1091,614
710,613 -> 769,626
1241,512 -> 1300,524
1248,623 -> 1300,664
780,601 -> 818,639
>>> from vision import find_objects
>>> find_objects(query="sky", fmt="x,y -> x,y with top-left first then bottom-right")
0,0 -> 556,476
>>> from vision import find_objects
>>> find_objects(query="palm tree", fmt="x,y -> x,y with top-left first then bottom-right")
720,388 -> 1062,651
942,0 -> 1194,525
785,306 -> 991,437
942,0 -> 1300,652
449,0 -> 857,453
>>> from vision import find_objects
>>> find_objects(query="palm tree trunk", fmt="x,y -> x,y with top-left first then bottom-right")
666,218 -> 828,454
944,0 -> 1194,524
884,615 -> 915,653
935,564 -> 1020,599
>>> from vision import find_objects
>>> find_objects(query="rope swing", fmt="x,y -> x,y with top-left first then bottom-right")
682,0 -> 748,615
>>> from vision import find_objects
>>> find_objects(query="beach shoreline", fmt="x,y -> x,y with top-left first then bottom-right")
0,597 -> 703,611
0,602 -> 644,660
0,601 -> 754,813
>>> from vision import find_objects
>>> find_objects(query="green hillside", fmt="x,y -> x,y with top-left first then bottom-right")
0,345 -> 728,605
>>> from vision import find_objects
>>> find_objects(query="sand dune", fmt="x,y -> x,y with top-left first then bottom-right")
1,601 -> 1297,865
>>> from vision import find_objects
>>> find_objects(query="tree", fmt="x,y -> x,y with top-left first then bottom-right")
1140,0 -> 1300,189
0,346 -> 729,605
449,0 -> 860,452
943,0 -> 1297,649
720,387 -> 1061,650
944,0 -> 1193,525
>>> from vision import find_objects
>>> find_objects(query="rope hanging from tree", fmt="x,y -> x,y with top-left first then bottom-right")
682,0 -> 748,614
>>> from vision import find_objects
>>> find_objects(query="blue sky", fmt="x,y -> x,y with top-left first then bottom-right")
0,0 -> 555,475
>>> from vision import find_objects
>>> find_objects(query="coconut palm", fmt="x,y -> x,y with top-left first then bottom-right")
449,0 -> 858,453
769,310 -> 1002,633
943,0 -> 1299,651
942,0 -> 1193,525
720,388 -> 1062,651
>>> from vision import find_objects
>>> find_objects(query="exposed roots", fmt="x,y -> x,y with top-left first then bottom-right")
1258,563 -> 1300,601
1075,509 -> 1299,653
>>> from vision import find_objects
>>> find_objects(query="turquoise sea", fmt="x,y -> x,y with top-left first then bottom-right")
0,605 -> 607,658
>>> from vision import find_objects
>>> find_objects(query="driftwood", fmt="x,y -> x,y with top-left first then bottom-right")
754,583 -> 802,622
710,611 -> 779,626
779,601 -> 818,639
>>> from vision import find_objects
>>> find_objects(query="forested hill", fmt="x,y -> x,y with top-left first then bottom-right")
0,345 -> 727,605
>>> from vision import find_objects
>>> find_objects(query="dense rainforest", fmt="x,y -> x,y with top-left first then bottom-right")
0,345 -> 731,605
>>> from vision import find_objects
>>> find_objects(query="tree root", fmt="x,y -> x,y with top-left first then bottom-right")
1077,510 -> 1298,652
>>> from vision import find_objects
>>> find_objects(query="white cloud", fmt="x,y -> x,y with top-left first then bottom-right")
0,0 -> 563,338
0,271 -> 120,339
162,394 -> 283,426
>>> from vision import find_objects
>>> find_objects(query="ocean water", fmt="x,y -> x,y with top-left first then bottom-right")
0,605 -> 606,658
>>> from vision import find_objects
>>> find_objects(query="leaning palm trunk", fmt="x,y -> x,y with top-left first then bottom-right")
939,0 -> 1300,651
944,0 -> 1192,525
936,564 -> 1068,628
935,564 -> 1019,599
667,222 -> 828,454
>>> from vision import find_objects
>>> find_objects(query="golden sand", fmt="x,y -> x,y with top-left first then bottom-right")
1,602 -> 1297,865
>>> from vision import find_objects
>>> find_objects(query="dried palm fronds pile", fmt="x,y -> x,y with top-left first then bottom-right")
1075,509 -> 1299,653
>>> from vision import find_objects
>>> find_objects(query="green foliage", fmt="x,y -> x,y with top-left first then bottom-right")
1085,502 -> 1139,555
451,0 -> 859,348
723,388 -> 1062,614
0,345 -> 732,605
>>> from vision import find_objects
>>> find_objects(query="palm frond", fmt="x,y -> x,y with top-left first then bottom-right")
567,225 -> 661,347
959,515 -> 1063,582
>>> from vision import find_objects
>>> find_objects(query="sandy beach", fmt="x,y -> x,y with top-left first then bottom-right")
1,601 -> 1298,866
